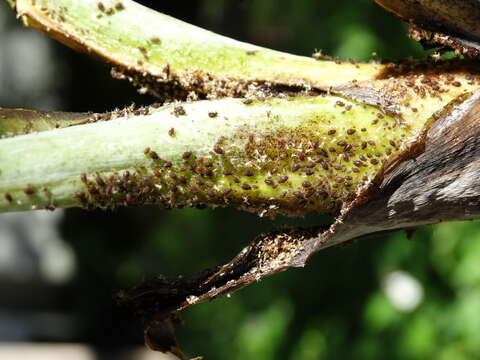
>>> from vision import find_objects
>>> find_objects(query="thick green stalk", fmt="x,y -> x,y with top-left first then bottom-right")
9,0 -> 386,98
0,95 -> 423,215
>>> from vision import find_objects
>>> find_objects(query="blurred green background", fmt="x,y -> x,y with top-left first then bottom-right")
1,0 -> 480,359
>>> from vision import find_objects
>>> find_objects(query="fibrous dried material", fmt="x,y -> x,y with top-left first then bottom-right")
374,0 -> 480,57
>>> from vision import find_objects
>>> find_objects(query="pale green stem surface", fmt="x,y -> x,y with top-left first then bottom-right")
0,96 -> 421,214
0,108 -> 92,138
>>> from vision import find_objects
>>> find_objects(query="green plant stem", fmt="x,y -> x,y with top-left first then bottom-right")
0,95 -> 423,214
0,108 -> 92,138
9,0 -> 386,97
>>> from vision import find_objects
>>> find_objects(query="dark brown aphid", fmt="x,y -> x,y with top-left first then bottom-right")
4,193 -> 13,202
174,106 -> 186,116
96,176 -> 106,187
168,128 -> 175,137
244,170 -> 254,177
327,129 -> 336,135
222,189 -> 233,196
164,161 -> 173,168
452,81 -> 462,87
305,189 -> 315,198
241,183 -> 252,190
46,204 -> 56,211
336,101 -> 345,107
223,169 -> 233,176
347,129 -> 356,135
149,151 -> 159,160
291,164 -> 301,172
302,181 -> 312,188
182,151 -> 193,159
23,185 -> 35,196
213,145 -> 224,155
278,175 -> 289,183
207,190 -> 216,198
115,2 -> 125,10
265,179 -> 275,187
106,7 -> 114,15
370,159 -> 379,165
74,191 -> 87,201
80,173 -> 88,184
97,2 -> 105,11
88,186 -> 99,195
208,112 -> 218,118
232,177 -> 241,183
242,99 -> 253,105
246,50 -> 258,55
293,191 -> 303,199
305,170 -> 314,176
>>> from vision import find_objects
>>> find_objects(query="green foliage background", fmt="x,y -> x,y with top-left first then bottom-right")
3,0 -> 480,359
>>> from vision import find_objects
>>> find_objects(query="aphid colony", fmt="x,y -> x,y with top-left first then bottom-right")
70,102 -> 408,217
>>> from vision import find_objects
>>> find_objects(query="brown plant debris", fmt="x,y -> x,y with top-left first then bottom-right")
116,227 -> 324,358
